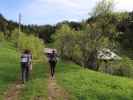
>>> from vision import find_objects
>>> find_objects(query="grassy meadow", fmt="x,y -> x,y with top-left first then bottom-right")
56,61 -> 133,100
1,41 -> 133,100
0,42 -> 48,100
0,42 -> 19,99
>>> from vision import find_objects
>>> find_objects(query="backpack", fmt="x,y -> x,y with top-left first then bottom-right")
49,53 -> 57,62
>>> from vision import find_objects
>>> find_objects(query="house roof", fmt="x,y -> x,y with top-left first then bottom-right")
97,48 -> 121,60
44,48 -> 57,54
44,48 -> 121,60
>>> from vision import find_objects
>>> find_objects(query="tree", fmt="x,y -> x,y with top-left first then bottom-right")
76,23 -> 110,69
38,25 -> 55,43
53,0 -> 116,70
76,0 -> 117,70
72,0 -> 115,69
117,12 -> 133,49
0,32 -> 4,41
18,33 -> 45,62
92,0 -> 114,17
10,29 -> 19,42
53,24 -> 81,61
91,0 -> 115,38
91,0 -> 129,44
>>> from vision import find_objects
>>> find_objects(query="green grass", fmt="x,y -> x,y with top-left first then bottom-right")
0,41 -> 48,100
20,63 -> 48,100
2,41 -> 133,100
0,41 -> 19,99
56,61 -> 133,100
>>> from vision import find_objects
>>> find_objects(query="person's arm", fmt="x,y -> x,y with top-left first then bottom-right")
30,54 -> 32,64
27,55 -> 31,65
54,53 -> 58,62
48,54 -> 52,62
29,54 -> 33,70
30,54 -> 32,60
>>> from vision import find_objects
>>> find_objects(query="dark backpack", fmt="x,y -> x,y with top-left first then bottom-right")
49,53 -> 57,62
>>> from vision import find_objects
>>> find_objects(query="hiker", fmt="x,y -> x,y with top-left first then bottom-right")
48,50 -> 57,79
20,49 -> 32,83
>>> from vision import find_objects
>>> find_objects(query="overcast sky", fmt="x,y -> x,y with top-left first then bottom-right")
0,0 -> 133,25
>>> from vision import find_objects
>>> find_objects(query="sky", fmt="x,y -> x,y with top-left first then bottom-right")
0,0 -> 133,25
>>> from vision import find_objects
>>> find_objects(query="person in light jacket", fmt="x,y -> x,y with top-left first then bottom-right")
20,49 -> 32,83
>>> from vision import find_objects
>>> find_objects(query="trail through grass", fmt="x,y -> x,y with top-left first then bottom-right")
48,77 -> 70,100
0,42 -> 48,100
0,42 -> 20,99
2,41 -> 133,100
20,63 -> 48,100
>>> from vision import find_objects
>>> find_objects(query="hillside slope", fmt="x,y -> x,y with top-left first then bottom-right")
56,61 -> 133,100
0,42 -> 20,99
0,42 -> 48,100
1,41 -> 133,100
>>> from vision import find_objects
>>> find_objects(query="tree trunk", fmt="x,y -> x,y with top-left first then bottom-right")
84,50 -> 98,70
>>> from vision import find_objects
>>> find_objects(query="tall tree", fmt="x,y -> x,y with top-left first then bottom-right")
53,24 -> 76,59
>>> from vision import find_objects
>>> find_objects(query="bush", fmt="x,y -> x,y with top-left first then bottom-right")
18,33 -> 45,62
112,57 -> 133,77
0,32 -> 4,41
99,57 -> 133,78
10,29 -> 19,44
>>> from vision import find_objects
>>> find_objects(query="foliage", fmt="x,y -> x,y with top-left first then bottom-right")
0,8 -> 132,48
52,0 -> 133,73
91,0 -> 118,41
53,24 -> 80,60
18,33 -> 45,62
40,25 -> 55,43
53,22 -> 111,69
10,28 -> 20,45
92,0 -> 114,17
98,56 -> 133,78
117,12 -> 133,49
0,32 -> 4,41
77,23 -> 110,68
113,57 -> 133,77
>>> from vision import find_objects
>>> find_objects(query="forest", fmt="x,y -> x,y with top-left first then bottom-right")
0,8 -> 133,48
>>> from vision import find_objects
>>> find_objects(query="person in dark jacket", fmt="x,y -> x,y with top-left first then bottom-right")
48,50 -> 57,79
21,49 -> 32,83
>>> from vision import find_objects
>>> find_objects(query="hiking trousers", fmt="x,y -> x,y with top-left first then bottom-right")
21,62 -> 29,82
49,61 -> 56,77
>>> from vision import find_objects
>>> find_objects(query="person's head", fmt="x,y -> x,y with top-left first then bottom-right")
52,50 -> 55,54
24,49 -> 31,54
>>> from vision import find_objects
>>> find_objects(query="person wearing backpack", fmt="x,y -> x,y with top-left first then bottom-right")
20,49 -> 32,83
48,50 -> 57,79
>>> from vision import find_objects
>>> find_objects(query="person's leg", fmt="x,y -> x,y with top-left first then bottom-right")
53,62 -> 56,77
49,62 -> 53,77
21,63 -> 25,82
25,64 -> 29,81
51,62 -> 55,77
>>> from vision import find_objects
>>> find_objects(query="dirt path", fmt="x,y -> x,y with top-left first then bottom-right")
4,81 -> 24,100
48,77 -> 70,100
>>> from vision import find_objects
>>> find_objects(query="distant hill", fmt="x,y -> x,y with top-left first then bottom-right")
0,14 -> 81,43
0,11 -> 133,49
